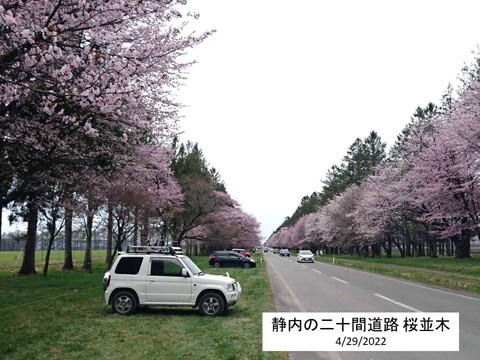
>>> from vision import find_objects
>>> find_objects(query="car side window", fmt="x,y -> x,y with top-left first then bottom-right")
150,259 -> 184,277
115,257 -> 143,274
150,260 -> 165,276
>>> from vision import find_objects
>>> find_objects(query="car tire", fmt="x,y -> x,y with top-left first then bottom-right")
198,292 -> 225,316
112,291 -> 137,315
243,262 -> 251,269
213,262 -> 220,268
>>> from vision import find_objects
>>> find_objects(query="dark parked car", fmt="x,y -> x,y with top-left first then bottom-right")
209,251 -> 257,269
279,249 -> 290,257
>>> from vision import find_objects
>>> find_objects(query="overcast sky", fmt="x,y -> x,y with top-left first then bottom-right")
177,0 -> 480,241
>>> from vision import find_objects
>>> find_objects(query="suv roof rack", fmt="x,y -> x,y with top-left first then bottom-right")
126,245 -> 176,255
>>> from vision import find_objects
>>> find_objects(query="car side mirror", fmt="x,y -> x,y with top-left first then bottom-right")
181,268 -> 189,277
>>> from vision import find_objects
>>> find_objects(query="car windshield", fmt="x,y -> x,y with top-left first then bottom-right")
181,256 -> 203,275
299,250 -> 312,255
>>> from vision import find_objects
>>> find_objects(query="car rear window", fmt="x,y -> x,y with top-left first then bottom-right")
115,257 -> 143,274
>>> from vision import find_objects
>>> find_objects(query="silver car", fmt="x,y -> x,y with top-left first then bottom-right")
297,250 -> 314,263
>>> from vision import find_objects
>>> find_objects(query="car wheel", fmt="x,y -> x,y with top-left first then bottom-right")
213,262 -> 220,268
198,292 -> 225,316
112,291 -> 137,315
243,262 -> 251,269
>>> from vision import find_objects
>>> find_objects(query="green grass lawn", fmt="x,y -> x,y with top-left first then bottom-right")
0,250 -> 107,268
4,249 -> 477,359
314,253 -> 480,295
0,252 -> 287,360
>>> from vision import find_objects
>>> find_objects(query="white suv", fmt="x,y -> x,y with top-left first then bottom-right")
103,246 -> 242,316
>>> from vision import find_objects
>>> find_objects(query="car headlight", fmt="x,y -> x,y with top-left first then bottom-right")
227,283 -> 235,292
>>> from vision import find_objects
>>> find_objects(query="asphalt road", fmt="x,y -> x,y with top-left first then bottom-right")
263,252 -> 480,360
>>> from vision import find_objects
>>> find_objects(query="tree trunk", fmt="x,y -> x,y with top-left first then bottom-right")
393,237 -> 405,258
116,227 -> 123,252
455,230 -> 471,259
362,245 -> 369,257
82,204 -> 94,273
106,204 -> 113,266
133,208 -> 138,246
386,236 -> 392,258
429,240 -> 437,258
63,207 -> 74,270
446,238 -> 452,256
19,202 -> 38,275
0,208 -> 2,251
406,236 -> 412,257
140,217 -> 149,245
43,229 -> 55,276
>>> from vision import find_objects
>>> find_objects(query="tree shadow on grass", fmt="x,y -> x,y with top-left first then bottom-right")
138,306 -> 238,317
100,304 -> 240,317
139,306 -> 198,316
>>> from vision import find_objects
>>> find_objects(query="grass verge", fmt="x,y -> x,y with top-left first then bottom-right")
0,252 -> 288,360
314,253 -> 480,295
0,250 -> 107,269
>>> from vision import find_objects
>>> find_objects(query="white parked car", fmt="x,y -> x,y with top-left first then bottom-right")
103,246 -> 241,316
297,250 -> 314,263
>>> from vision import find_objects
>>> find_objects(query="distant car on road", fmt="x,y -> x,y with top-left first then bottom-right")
209,251 -> 257,269
297,250 -> 314,263
273,248 -> 280,254
232,248 -> 251,258
279,249 -> 290,257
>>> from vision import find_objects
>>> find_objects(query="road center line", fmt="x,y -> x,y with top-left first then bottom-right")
312,269 -> 322,274
331,276 -> 348,284
374,293 -> 421,312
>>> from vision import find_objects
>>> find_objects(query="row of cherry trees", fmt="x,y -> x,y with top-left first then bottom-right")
267,79 -> 480,258
168,141 -> 261,256
0,1 -> 260,275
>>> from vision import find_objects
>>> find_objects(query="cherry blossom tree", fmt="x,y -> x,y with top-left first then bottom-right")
353,166 -> 424,258
104,144 -> 183,267
1,1 -> 210,272
289,216 -> 307,249
196,206 -> 261,252
266,226 -> 293,249
302,212 -> 325,251
404,81 -> 480,258
171,180 -> 239,245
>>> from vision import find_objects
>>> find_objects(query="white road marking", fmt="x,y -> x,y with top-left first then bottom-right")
312,269 -> 322,274
331,277 -> 348,284
302,265 -> 307,268
315,261 -> 480,302
374,293 -> 421,312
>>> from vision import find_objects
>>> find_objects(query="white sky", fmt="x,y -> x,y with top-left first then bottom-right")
177,0 -> 480,240
3,1 -> 480,240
